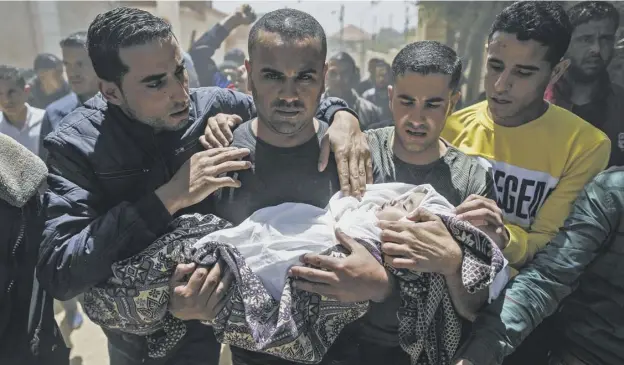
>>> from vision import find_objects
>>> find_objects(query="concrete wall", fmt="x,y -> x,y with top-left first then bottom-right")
0,1 -> 237,70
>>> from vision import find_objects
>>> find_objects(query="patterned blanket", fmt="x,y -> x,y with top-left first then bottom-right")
83,212 -> 503,365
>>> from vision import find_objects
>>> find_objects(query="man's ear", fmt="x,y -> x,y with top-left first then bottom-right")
100,80 -> 124,106
448,91 -> 462,115
23,84 -> 31,98
550,59 -> 570,86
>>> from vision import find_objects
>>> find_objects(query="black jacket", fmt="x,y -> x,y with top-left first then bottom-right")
38,87 -> 348,364
0,134 -> 68,365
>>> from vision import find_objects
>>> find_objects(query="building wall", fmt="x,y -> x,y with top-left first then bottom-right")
0,1 -> 236,70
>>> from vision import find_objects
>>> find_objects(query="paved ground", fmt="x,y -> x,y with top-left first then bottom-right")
54,301 -> 232,365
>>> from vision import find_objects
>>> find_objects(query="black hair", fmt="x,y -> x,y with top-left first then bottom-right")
0,65 -> 26,89
33,53 -> 62,71
391,41 -> 462,92
489,1 -> 572,67
329,52 -> 357,74
568,1 -> 619,30
248,8 -> 327,60
376,61 -> 391,73
87,7 -> 173,85
224,48 -> 246,66
60,31 -> 88,49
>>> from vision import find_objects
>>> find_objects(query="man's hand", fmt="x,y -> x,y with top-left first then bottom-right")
318,111 -> 372,198
456,194 -> 509,250
289,229 -> 392,303
454,360 -> 474,365
156,147 -> 251,215
379,208 -> 462,276
223,4 -> 256,31
168,262 -> 234,321
201,113 -> 243,148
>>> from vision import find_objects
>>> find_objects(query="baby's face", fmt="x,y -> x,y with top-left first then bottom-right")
375,191 -> 426,221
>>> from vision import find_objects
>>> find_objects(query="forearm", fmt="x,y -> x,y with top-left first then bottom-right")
445,271 -> 488,321
38,189 -> 172,300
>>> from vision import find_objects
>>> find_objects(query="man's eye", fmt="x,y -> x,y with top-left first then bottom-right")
400,100 -> 414,106
516,70 -> 533,77
264,73 -> 281,80
299,74 -> 313,81
489,64 -> 503,72
147,80 -> 163,88
425,103 -> 441,109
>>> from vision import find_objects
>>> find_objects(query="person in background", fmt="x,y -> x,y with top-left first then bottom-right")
357,57 -> 381,95
162,17 -> 200,89
29,54 -> 71,109
324,52 -> 383,130
0,65 -> 44,156
545,1 -> 624,167
39,31 -> 100,162
189,4 -> 256,87
224,48 -> 246,67
219,60 -> 243,90
363,61 -> 393,121
453,167 -> 624,365
0,134 -> 69,365
236,64 -> 250,94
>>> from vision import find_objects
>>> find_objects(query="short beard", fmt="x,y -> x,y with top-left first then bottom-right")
568,63 -> 606,84
120,101 -> 189,132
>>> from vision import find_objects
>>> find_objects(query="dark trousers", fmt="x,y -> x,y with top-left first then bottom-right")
106,322 -> 222,365
231,324 -> 410,365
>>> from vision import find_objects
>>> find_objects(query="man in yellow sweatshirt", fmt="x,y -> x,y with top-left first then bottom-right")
443,1 -> 611,271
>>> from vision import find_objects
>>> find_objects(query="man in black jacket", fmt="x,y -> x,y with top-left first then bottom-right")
0,134 -> 69,365
38,7 -> 369,365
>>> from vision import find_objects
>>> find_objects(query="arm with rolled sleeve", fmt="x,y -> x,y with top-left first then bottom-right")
454,169 -> 622,365
37,138 -> 174,301
502,138 -> 610,270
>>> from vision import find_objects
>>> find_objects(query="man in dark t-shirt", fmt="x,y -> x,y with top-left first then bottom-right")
211,10 -> 394,365
215,119 -> 338,224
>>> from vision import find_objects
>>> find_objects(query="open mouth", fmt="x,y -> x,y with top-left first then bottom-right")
275,109 -> 301,116
490,97 -> 511,105
406,130 -> 426,137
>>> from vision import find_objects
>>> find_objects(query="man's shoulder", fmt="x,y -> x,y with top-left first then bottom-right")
45,93 -> 80,115
545,103 -> 610,146
28,105 -> 46,121
365,126 -> 393,144
443,101 -> 487,140
192,86 -> 250,109
231,119 -> 256,151
43,95 -> 109,149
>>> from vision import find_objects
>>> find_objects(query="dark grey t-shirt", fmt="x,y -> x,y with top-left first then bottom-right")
361,126 -> 496,347
213,120 -> 340,364
213,119 -> 340,225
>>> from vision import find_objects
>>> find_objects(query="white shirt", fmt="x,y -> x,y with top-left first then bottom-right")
196,183 -> 510,301
0,104 -> 44,156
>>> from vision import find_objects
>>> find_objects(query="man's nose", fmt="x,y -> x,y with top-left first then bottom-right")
494,71 -> 511,93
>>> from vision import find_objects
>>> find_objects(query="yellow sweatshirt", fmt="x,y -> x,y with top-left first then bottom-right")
442,101 -> 610,270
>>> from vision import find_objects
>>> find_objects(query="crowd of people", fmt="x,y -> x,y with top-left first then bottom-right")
1,2 -> 623,365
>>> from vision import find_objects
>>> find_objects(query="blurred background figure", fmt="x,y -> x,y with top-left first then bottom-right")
363,60 -> 392,121
357,57 -> 382,95
324,51 -> 383,129
29,54 -> 70,109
